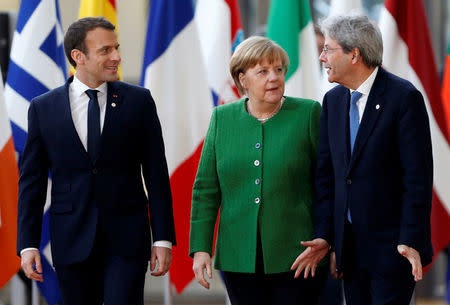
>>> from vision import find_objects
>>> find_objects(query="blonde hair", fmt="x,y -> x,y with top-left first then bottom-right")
230,36 -> 289,95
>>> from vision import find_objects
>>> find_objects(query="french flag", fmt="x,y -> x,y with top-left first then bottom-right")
140,0 -> 213,293
195,0 -> 243,106
379,0 -> 450,271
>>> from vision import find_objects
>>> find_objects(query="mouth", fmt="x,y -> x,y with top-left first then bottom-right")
266,87 -> 278,92
106,66 -> 118,72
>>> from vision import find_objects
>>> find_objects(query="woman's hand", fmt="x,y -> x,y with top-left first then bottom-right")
193,251 -> 213,289
291,238 -> 330,279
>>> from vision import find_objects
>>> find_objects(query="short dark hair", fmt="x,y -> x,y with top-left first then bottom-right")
64,17 -> 115,68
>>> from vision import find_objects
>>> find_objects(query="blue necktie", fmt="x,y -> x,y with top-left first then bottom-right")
349,91 -> 362,154
348,90 -> 362,223
86,89 -> 100,162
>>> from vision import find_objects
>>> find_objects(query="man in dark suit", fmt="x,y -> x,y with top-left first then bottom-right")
291,14 -> 433,305
17,17 -> 175,305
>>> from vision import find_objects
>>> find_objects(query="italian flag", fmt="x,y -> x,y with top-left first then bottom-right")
0,68 -> 20,288
379,0 -> 450,270
267,0 -> 322,101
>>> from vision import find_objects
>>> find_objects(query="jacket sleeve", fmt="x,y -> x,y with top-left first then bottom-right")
189,107 -> 221,257
17,100 -> 50,254
314,95 -> 334,245
397,88 -> 433,255
141,90 -> 176,245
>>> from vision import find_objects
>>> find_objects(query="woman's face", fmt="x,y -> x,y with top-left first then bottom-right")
239,57 -> 285,105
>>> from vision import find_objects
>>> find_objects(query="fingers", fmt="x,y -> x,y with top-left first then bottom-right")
300,240 -> 316,248
150,250 -> 157,272
151,247 -> 172,276
291,248 -> 310,270
193,252 -> 211,289
21,251 -> 44,282
206,261 -> 212,279
397,245 -> 423,282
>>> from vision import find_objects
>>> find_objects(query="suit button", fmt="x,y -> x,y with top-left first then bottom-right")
254,197 -> 261,204
255,143 -> 261,149
347,179 -> 352,185
254,160 -> 260,166
92,168 -> 98,174
255,178 -> 260,185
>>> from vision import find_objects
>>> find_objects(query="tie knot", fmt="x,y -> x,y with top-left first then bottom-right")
350,91 -> 362,105
85,89 -> 98,100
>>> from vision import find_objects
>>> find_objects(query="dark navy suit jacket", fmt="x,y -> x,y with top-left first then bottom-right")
315,68 -> 433,275
17,77 -> 176,267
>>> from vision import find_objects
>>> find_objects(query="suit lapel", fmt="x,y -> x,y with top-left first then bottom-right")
340,89 -> 351,167
61,76 -> 91,162
98,82 -> 125,161
347,69 -> 386,171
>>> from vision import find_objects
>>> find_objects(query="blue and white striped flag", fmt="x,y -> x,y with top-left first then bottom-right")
5,0 -> 66,303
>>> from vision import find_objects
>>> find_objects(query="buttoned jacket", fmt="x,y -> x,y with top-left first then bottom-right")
189,97 -> 321,273
17,77 -> 176,266
314,68 -> 434,274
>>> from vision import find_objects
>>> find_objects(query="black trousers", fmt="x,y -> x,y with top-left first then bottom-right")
223,233 -> 327,305
342,222 -> 415,305
54,220 -> 148,305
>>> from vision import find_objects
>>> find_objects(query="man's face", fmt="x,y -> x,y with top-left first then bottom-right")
319,37 -> 353,86
76,27 -> 121,88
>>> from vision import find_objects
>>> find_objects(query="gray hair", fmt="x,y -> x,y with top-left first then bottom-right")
320,14 -> 383,67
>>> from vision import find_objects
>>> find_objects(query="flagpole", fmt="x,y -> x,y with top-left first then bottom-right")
10,275 -> 26,305
31,281 -> 40,305
164,272 -> 172,305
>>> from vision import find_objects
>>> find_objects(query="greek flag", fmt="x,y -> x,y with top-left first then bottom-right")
5,0 -> 66,303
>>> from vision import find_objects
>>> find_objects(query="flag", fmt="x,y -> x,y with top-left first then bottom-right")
0,66 -> 20,289
140,0 -> 213,293
379,0 -> 450,271
329,0 -> 362,16
266,0 -> 322,101
75,0 -> 122,79
195,0 -> 243,105
4,0 -> 66,303
443,40 -> 450,138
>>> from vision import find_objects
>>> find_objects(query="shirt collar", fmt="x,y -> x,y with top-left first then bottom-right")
351,66 -> 379,96
72,74 -> 107,98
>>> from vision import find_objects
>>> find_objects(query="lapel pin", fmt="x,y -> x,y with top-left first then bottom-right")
111,103 -> 116,107
375,104 -> 380,110
113,94 -> 118,98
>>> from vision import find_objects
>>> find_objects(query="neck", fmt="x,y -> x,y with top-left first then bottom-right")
345,66 -> 376,90
247,98 -> 284,121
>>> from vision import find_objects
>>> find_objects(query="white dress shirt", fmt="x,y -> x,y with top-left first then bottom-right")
21,75 -> 170,256
350,66 -> 379,122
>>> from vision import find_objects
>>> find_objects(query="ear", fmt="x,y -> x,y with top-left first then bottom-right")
351,48 -> 360,64
239,72 -> 247,90
71,49 -> 85,66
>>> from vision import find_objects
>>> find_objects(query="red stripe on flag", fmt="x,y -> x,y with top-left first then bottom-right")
224,0 -> 242,42
107,0 -> 116,9
442,55 -> 450,136
385,0 -> 449,143
385,0 -> 450,269
170,142 -> 204,293
0,137 -> 20,288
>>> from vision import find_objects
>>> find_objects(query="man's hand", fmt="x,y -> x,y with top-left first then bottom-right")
397,244 -> 422,282
330,251 -> 343,279
291,238 -> 330,279
21,250 -> 44,282
150,246 -> 172,276
192,252 -> 212,289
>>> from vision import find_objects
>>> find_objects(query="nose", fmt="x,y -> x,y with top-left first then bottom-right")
111,48 -> 121,62
319,51 -> 327,63
268,69 -> 280,81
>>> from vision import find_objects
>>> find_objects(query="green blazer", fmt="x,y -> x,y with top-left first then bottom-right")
189,96 -> 322,273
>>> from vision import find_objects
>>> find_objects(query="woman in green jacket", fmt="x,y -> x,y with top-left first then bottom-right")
189,36 -> 328,305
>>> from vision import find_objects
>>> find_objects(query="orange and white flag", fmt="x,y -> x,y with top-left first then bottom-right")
0,67 -> 20,288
